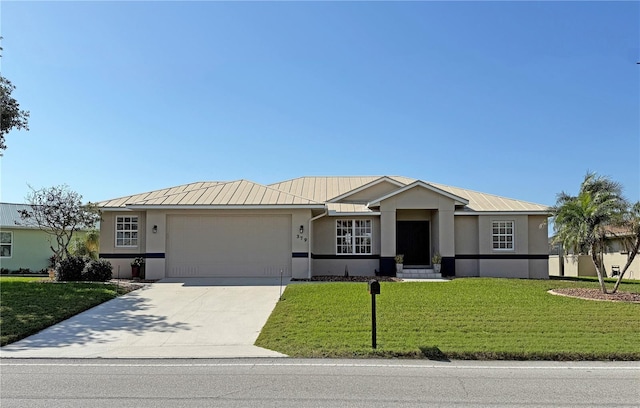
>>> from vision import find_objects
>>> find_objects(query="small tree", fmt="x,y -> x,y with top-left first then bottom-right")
18,185 -> 101,261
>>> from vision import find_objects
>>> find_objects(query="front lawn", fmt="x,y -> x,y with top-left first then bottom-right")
256,278 -> 640,360
0,277 -> 129,346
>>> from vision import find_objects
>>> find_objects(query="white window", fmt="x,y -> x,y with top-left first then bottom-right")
0,231 -> 12,257
116,216 -> 138,247
337,219 -> 372,255
492,220 -> 514,250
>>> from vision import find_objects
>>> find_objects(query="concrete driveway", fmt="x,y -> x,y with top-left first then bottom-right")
0,278 -> 288,358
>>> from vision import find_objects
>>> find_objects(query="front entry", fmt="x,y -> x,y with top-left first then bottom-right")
396,221 -> 430,266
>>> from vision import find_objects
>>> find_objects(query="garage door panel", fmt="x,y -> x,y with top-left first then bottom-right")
167,215 -> 291,278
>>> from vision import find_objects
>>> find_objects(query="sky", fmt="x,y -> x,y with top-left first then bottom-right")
1,1 -> 638,211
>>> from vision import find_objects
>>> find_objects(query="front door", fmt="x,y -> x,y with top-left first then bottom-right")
396,221 -> 430,266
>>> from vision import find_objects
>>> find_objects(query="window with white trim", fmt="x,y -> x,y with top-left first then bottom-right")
116,216 -> 138,247
0,231 -> 12,257
337,219 -> 372,254
492,220 -> 514,250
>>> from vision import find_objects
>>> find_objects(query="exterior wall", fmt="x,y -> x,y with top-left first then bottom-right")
455,216 -> 479,277
311,215 -> 380,277
527,215 -> 549,279
455,214 -> 549,279
99,211 -> 147,279
604,252 -> 640,280
548,254 -> 562,276
100,208 -> 312,279
480,259 -> 529,278
550,241 -> 639,281
379,187 -> 456,259
563,255 -> 596,277
312,259 -> 379,276
0,228 -> 52,272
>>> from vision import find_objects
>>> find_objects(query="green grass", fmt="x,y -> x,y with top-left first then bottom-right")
0,277 -> 128,346
256,278 -> 640,360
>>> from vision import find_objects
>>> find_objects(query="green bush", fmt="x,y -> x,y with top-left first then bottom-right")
56,256 -> 88,281
83,259 -> 113,282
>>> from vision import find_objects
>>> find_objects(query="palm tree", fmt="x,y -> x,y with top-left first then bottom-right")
552,172 -> 627,293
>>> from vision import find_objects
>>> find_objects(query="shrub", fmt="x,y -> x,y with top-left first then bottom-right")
56,256 -> 88,281
83,259 -> 113,282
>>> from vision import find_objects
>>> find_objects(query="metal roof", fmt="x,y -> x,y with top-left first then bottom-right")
268,176 -> 416,202
97,176 -> 549,213
0,203 -> 34,228
98,180 -> 323,208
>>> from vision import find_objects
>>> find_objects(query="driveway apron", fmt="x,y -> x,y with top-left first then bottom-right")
0,278 -> 288,358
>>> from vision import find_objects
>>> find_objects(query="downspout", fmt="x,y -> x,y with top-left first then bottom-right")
308,209 -> 328,279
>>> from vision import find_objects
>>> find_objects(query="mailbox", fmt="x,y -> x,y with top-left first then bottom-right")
368,279 -> 380,295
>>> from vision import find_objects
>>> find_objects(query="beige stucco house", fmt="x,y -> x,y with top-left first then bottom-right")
97,176 -> 550,280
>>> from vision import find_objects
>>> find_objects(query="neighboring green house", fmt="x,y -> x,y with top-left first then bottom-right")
0,203 -> 53,272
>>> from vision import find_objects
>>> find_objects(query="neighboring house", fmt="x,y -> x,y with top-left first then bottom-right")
97,176 -> 551,280
549,228 -> 640,280
0,203 -> 52,272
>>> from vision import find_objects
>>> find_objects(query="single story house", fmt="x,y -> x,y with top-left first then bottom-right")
0,203 -> 53,272
97,176 -> 550,280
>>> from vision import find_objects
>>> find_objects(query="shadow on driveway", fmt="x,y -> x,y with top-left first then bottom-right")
1,287 -> 191,351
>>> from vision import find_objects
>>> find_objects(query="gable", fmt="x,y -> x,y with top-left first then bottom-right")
369,181 -> 468,210
329,177 -> 405,204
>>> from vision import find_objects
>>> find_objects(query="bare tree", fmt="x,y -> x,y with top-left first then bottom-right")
18,185 -> 101,261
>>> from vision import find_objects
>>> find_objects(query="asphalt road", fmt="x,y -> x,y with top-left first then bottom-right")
1,359 -> 638,407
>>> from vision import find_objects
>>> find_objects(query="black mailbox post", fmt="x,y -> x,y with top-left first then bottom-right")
368,279 -> 380,348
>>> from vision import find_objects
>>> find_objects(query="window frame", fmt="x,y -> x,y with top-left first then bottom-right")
0,231 -> 13,258
115,216 -> 139,248
336,219 -> 373,255
491,220 -> 515,251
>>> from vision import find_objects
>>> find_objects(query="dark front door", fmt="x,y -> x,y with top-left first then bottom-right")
396,221 -> 430,266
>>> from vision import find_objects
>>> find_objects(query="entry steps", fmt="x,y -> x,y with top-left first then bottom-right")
396,268 -> 442,279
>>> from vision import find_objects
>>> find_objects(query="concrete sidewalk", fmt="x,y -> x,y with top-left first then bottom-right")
0,278 -> 288,358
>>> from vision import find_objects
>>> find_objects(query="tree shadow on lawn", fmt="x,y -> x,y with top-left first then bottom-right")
419,346 -> 451,362
2,286 -> 191,350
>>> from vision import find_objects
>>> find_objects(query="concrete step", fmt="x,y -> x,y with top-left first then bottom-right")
396,269 -> 442,279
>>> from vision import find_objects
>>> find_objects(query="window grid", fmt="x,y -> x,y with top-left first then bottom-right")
116,216 -> 139,247
492,220 -> 514,250
0,231 -> 12,257
337,219 -> 372,255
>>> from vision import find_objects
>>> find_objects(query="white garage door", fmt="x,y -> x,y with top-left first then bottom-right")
166,215 -> 291,278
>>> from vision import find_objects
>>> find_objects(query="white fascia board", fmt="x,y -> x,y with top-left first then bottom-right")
328,211 -> 381,216
99,207 -> 135,211
125,204 -> 327,210
328,177 -> 406,203
368,181 -> 469,207
454,211 -> 551,216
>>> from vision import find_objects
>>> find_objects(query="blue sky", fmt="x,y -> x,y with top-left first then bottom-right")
1,1 -> 638,210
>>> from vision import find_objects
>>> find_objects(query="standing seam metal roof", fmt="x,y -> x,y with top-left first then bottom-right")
97,176 -> 549,212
